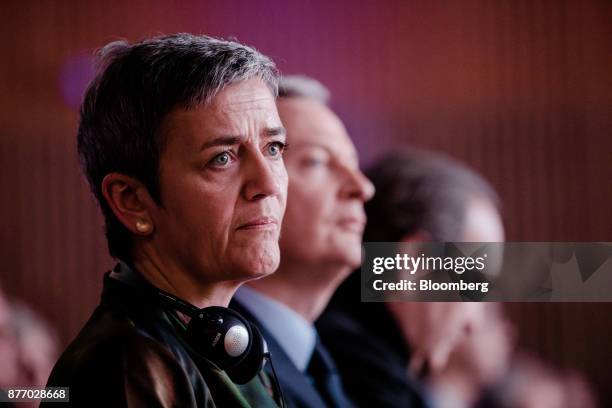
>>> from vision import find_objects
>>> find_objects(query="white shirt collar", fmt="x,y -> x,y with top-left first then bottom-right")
234,285 -> 317,372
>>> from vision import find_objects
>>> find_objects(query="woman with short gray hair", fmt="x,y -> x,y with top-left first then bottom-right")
44,34 -> 288,407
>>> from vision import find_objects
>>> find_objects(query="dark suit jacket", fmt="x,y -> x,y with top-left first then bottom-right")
43,271 -> 279,408
317,285 -> 431,408
231,300 -> 351,408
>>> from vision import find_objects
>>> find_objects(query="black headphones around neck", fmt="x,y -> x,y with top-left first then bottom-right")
109,263 -> 267,385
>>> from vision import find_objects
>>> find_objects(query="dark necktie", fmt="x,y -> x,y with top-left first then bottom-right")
306,338 -> 353,408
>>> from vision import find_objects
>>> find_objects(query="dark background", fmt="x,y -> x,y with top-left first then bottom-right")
1,0 -> 610,404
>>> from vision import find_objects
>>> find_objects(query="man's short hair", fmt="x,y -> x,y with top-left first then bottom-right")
364,148 -> 500,242
278,75 -> 330,104
77,33 -> 279,262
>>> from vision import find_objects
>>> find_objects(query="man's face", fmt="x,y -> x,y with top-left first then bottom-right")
450,303 -> 514,385
277,97 -> 374,269
151,78 -> 288,284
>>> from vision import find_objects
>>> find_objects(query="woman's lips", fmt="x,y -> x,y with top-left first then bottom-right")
237,216 -> 278,230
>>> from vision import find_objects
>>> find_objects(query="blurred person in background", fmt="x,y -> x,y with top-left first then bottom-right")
428,302 -> 514,408
231,75 -> 374,407
477,355 -> 597,408
318,148 -> 507,407
0,286 -> 59,408
44,34 -> 289,407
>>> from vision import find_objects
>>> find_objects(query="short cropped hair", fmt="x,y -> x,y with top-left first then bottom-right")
77,33 -> 279,262
278,75 -> 330,104
364,148 -> 500,242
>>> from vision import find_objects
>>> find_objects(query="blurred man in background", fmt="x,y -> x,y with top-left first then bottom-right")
232,75 -> 374,407
427,302 -> 514,408
318,148 -> 507,407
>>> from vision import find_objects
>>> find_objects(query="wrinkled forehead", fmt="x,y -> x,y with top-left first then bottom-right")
211,78 -> 277,111
159,79 -> 281,150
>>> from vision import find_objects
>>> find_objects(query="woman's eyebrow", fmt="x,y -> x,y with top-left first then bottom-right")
199,128 -> 287,152
199,136 -> 243,151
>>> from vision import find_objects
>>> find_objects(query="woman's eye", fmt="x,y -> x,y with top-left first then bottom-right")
210,151 -> 232,167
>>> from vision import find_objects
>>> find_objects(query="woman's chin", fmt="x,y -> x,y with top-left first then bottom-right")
231,246 -> 280,281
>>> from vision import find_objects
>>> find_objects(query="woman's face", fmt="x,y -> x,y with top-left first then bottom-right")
150,78 -> 288,284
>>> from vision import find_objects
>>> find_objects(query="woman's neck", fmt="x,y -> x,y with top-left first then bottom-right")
132,251 -> 239,309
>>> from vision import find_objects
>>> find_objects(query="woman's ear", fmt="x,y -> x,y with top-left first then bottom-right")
101,173 -> 157,236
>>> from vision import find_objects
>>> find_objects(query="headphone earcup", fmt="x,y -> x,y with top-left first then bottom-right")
185,306 -> 253,372
226,323 -> 267,385
109,264 -> 267,384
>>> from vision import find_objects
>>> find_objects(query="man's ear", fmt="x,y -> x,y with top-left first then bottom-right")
101,173 -> 157,236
